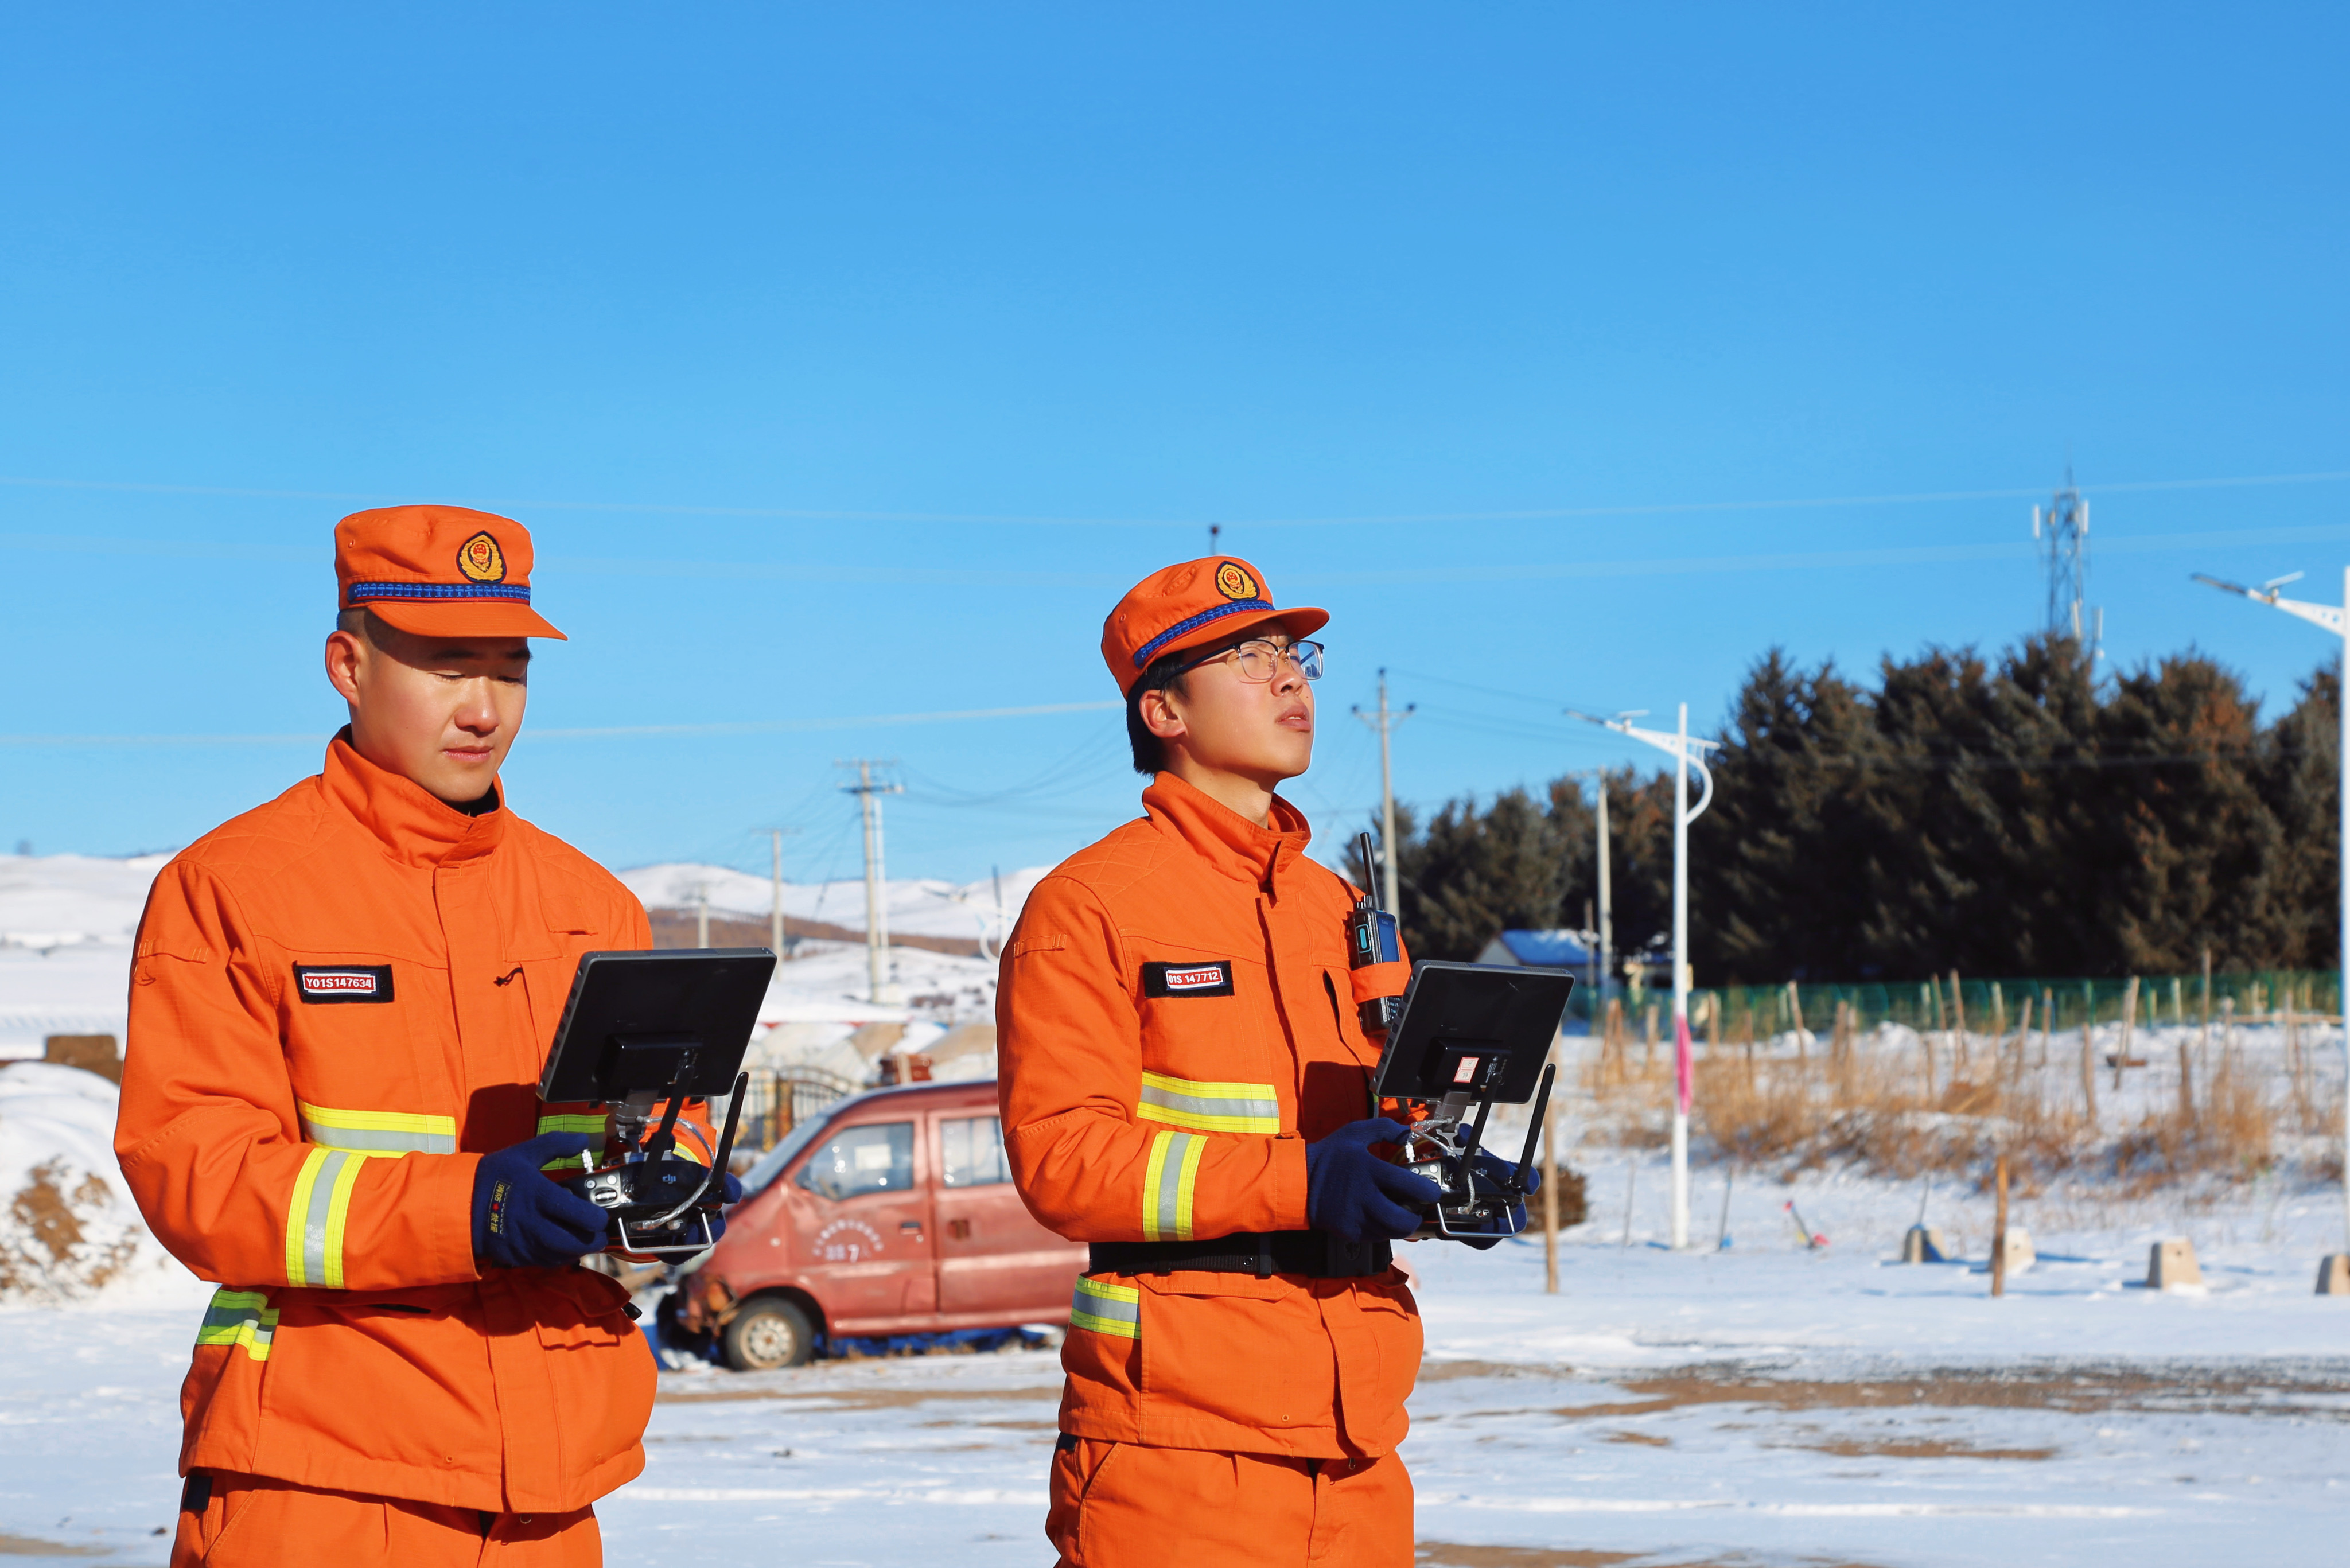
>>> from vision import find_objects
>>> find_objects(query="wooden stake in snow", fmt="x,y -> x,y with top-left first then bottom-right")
1991,1154 -> 2010,1298
1949,970 -> 1969,1075
2007,995 -> 2034,1089
1787,981 -> 1807,1061
1541,1076 -> 1560,1294
2115,976 -> 2139,1092
2080,1017 -> 2098,1125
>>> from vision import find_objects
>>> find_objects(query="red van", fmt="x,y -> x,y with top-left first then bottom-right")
664,1079 -> 1086,1371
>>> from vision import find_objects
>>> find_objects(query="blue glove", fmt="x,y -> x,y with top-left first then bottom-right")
1306,1118 -> 1444,1244
693,1170 -> 745,1246
473,1133 -> 611,1269
1457,1149 -> 1537,1250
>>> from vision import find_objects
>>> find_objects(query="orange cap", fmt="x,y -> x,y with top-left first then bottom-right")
1100,556 -> 1326,694
333,505 -> 566,640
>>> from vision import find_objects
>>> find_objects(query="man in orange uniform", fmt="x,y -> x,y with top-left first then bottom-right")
118,506 -> 690,1566
998,557 -> 1449,1567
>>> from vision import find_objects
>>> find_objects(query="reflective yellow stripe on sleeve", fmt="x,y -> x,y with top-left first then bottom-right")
284,1146 -> 377,1289
534,1111 -> 609,1170
1136,1071 -> 1281,1135
194,1287 -> 279,1362
1141,1130 -> 1206,1242
297,1102 -> 456,1154
1069,1276 -> 1141,1339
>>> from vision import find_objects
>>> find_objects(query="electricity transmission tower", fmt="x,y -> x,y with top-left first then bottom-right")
2032,469 -> 2098,655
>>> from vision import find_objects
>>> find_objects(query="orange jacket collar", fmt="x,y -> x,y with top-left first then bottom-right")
1141,770 -> 1313,888
322,730 -> 509,869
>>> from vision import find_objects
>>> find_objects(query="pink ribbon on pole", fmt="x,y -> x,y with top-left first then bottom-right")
1674,1013 -> 1694,1114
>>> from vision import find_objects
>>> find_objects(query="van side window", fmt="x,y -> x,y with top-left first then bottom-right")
795,1122 -> 913,1201
940,1116 -> 1009,1188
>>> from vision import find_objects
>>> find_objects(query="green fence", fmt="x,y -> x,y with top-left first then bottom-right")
1577,970 -> 2342,1036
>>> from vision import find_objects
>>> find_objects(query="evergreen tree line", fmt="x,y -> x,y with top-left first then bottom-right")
1386,635 -> 2341,983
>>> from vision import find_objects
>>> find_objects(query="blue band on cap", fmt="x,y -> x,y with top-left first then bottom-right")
1134,599 -> 1276,668
348,581 -> 532,604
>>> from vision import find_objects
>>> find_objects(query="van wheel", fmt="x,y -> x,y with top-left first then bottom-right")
723,1297 -> 815,1371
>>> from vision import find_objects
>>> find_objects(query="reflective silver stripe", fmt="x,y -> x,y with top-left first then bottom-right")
1070,1277 -> 1141,1337
296,1102 -> 456,1154
1153,1132 -> 1192,1240
299,1122 -> 452,1154
301,1148 -> 351,1286
194,1289 -> 279,1360
1136,1072 -> 1280,1133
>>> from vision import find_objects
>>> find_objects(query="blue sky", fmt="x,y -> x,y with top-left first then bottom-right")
2,5 -> 2344,889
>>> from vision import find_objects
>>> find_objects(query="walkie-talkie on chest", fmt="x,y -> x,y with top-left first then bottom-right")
1344,832 -> 1404,1037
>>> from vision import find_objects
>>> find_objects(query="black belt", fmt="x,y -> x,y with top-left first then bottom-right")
1088,1231 -> 1391,1280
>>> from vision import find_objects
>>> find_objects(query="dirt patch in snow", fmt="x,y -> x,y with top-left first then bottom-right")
1422,1358 -> 2350,1422
0,1532 -> 107,1557
1416,1547 -> 1886,1568
657,1382 -> 1060,1409
0,1159 -> 137,1297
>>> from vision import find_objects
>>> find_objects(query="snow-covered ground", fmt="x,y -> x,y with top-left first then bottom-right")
7,851 -> 2350,1563
3,1158 -> 2347,1566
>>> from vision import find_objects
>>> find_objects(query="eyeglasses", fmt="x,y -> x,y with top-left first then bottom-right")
1170,637 -> 1325,684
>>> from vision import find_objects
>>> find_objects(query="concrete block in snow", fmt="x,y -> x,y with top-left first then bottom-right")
2147,1238 -> 2203,1291
1900,1225 -> 1948,1263
1996,1227 -> 2036,1275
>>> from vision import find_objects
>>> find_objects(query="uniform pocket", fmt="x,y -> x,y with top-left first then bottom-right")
1131,1270 -> 1334,1437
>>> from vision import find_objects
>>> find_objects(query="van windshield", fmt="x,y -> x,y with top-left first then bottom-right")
737,1111 -> 838,1199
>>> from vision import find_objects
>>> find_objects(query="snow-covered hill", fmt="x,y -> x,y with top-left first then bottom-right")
618,861 -> 1046,948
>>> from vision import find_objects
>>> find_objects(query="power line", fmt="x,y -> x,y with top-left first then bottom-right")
0,699 -> 1121,748
3,464 -> 2346,531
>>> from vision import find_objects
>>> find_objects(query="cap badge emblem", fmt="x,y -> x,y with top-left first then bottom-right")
457,531 -> 507,584
1215,561 -> 1258,601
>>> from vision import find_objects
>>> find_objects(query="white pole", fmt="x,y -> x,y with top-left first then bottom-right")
2339,567 -> 2348,1250
1596,779 -> 1613,1012
1670,702 -> 1691,1250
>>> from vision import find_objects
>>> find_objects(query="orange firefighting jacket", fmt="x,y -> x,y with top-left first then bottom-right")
997,772 -> 1421,1460
116,736 -> 663,1515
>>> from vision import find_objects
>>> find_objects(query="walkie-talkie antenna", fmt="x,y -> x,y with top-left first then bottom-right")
1356,832 -> 1380,908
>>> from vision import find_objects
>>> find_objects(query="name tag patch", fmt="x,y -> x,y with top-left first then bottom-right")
1143,961 -> 1235,998
293,964 -> 395,1004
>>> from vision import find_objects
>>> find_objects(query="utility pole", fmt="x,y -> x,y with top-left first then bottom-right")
1567,703 -> 1719,1250
839,760 -> 905,1005
2194,566 -> 2350,1278
1353,670 -> 1415,913
769,828 -> 801,958
694,884 -> 710,949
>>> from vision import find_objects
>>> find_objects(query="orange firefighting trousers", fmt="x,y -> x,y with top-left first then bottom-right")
172,1472 -> 598,1567
1046,1437 -> 1411,1568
